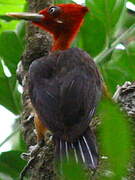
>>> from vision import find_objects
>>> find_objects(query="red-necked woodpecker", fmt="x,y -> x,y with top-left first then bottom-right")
8,3 -> 103,170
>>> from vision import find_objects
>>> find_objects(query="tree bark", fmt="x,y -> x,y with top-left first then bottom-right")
113,81 -> 135,179
18,0 -> 57,179
113,81 -> 135,119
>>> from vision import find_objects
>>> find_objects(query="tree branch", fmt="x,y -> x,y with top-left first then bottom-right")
18,0 -> 57,179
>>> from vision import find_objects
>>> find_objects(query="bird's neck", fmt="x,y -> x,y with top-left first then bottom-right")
51,33 -> 72,51
51,20 -> 84,51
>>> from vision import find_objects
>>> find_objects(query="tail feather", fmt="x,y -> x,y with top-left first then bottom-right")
54,127 -> 98,170
82,135 -> 95,167
71,142 -> 79,163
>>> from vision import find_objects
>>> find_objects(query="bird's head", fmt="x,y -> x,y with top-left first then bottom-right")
7,4 -> 89,51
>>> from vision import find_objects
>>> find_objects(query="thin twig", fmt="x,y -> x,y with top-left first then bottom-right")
94,24 -> 135,65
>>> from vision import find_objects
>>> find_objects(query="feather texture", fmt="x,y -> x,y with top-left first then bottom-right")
54,127 -> 98,169
29,48 -> 102,169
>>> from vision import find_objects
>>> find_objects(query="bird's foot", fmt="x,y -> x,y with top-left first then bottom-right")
20,139 -> 44,180
19,156 -> 35,180
21,144 -> 40,161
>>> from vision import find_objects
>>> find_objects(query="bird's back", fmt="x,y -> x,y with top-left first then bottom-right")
29,48 -> 102,141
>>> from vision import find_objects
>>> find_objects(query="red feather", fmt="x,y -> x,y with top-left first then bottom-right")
33,4 -> 89,51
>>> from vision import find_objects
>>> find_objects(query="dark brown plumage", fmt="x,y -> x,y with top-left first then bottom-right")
29,47 -> 102,169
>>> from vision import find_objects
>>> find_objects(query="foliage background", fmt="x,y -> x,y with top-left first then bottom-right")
0,0 -> 135,179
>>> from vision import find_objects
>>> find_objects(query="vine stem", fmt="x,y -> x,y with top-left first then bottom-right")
94,23 -> 135,65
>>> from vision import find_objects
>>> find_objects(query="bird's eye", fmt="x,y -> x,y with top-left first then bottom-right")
48,6 -> 60,15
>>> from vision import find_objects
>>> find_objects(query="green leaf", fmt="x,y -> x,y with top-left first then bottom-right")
0,0 -> 26,32
16,21 -> 26,48
0,151 -> 26,179
0,31 -> 23,74
123,12 -> 135,29
99,98 -> 132,179
0,76 -> 22,114
86,0 -> 126,39
0,21 -> 17,34
62,160 -> 87,180
102,49 -> 135,93
102,66 -> 127,93
78,12 -> 106,57
0,59 -> 5,77
0,0 -> 25,14
55,0 -> 73,3
128,0 -> 135,4
127,40 -> 135,55
11,126 -> 27,151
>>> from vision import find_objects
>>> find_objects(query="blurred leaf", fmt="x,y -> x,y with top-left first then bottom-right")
55,0 -> 73,3
18,133 -> 27,151
102,49 -> 135,93
127,40 -> 135,54
11,129 -> 27,151
0,0 -> 25,14
0,59 -> 5,77
79,12 -> 106,57
0,76 -> 22,114
0,0 -> 26,33
128,0 -> 135,4
102,66 -> 127,94
16,21 -> 26,48
0,31 -> 23,74
0,21 -> 17,34
100,98 -> 132,179
86,0 -> 126,39
123,11 -> 135,30
0,151 -> 26,179
62,160 -> 87,180
0,0 -> 25,5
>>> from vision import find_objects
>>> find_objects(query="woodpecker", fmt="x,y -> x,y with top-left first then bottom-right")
8,4 -> 103,170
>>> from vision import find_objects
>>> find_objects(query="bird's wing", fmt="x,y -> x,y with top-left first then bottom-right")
28,55 -> 60,130
28,49 -> 102,139
59,67 -> 97,127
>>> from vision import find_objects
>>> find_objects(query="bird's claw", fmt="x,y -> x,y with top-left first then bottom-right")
20,156 -> 35,180
21,152 -> 31,160
20,140 -> 44,180
29,144 -> 41,157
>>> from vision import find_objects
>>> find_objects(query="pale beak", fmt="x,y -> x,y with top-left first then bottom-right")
6,12 -> 44,22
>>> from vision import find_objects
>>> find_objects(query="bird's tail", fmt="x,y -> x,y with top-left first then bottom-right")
54,127 -> 98,170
